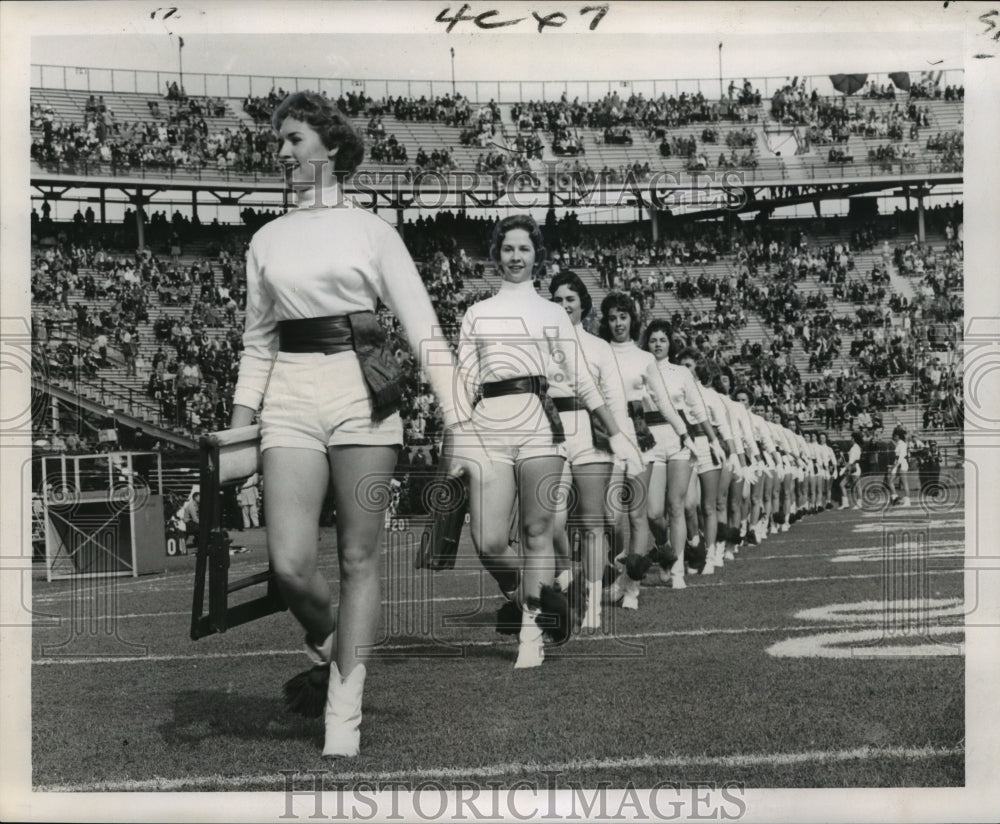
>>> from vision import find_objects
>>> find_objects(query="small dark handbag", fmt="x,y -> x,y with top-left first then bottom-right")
347,312 -> 406,422
627,400 -> 656,452
589,409 -> 612,453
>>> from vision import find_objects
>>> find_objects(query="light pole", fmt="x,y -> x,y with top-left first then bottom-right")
178,36 -> 185,96
718,42 -> 723,100
450,47 -> 456,96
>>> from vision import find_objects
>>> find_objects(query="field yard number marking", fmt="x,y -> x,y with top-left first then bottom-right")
832,539 -> 962,564
766,598 -> 964,659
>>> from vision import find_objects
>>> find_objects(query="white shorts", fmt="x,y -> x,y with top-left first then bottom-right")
459,393 -> 565,467
649,423 -> 689,463
690,434 -> 719,475
260,350 -> 403,454
626,417 -> 658,466
559,409 -> 613,466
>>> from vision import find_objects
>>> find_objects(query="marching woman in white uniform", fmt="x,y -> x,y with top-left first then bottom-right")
230,92 -> 465,758
818,432 -> 835,508
889,429 -> 912,507
746,400 -> 779,545
548,271 -> 632,630
601,299 -> 688,607
692,360 -> 741,570
675,347 -> 727,574
716,371 -> 755,561
768,411 -> 798,532
729,385 -> 763,549
641,322 -> 698,589
846,431 -> 864,508
454,215 -> 641,668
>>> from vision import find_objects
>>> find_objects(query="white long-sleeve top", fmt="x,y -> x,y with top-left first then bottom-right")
456,279 -> 604,425
847,442 -> 862,466
609,342 -> 687,437
233,194 -> 458,426
803,439 -> 818,462
697,384 -> 735,443
652,360 -> 708,427
793,433 -> 809,460
769,421 -> 795,455
553,324 -> 631,439
728,399 -> 760,459
824,443 -> 837,470
750,411 -> 777,454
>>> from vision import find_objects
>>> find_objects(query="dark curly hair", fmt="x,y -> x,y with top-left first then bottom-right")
489,214 -> 546,276
675,346 -> 701,364
548,270 -> 593,317
641,318 -> 672,352
694,359 -> 718,387
271,91 -> 365,176
732,385 -> 755,406
598,293 -> 639,342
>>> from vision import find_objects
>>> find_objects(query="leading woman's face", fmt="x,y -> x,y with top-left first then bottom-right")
276,116 -> 336,191
552,284 -> 583,325
498,228 -> 536,283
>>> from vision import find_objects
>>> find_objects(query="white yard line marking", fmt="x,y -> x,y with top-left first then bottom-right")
31,619 -> 959,666
34,744 -> 963,792
30,567 -> 964,626
766,626 -> 964,658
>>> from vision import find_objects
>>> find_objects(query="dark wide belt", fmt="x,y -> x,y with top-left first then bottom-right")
645,410 -> 667,426
276,312 -> 403,422
627,400 -> 655,452
677,408 -> 702,438
278,315 -> 353,353
552,395 -> 611,453
552,396 -> 585,413
480,376 -> 565,444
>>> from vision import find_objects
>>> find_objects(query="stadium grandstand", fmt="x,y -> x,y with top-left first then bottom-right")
31,65 -> 964,509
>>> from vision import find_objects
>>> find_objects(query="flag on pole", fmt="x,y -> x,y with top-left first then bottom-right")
889,71 -> 911,91
179,36 -> 185,48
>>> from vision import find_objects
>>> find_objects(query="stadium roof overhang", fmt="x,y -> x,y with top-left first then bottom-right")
31,169 -> 962,217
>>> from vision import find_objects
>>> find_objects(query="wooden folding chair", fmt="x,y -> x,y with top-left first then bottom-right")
190,425 -> 286,640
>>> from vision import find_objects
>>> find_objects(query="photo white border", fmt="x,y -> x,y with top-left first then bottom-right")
2,2 -> 998,821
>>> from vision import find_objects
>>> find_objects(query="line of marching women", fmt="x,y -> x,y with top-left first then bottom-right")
231,88 -> 845,760
534,278 -> 840,619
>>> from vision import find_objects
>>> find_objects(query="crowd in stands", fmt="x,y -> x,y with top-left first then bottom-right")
656,127 -> 759,170
30,194 -> 963,476
32,231 -> 250,438
514,89 -> 745,140
32,81 -> 966,190
33,92 -> 277,176
368,133 -> 408,164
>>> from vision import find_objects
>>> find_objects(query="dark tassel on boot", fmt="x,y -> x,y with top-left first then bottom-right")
283,665 -> 329,718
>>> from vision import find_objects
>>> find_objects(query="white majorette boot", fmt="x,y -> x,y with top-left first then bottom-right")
322,662 -> 366,758
582,581 -> 603,630
514,606 -> 545,669
621,577 -> 641,610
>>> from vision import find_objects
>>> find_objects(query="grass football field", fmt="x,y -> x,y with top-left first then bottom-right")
32,498 -> 964,792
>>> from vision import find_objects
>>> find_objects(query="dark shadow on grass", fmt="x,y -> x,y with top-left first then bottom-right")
160,690 -> 412,746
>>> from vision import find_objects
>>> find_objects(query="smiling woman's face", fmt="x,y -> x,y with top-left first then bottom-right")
607,308 -> 632,343
276,116 -> 335,191
498,228 -> 536,283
